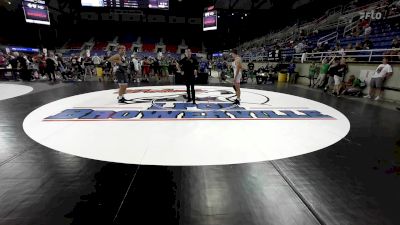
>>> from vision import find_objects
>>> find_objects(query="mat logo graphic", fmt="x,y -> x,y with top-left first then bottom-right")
44,104 -> 335,121
43,88 -> 336,121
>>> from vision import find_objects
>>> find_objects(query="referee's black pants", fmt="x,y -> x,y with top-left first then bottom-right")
185,76 -> 195,102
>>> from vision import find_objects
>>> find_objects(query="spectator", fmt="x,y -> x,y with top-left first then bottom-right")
9,52 -> 19,80
341,75 -> 366,96
346,43 -> 354,51
314,58 -> 331,88
324,57 -> 339,93
392,37 -> 400,48
288,60 -> 296,83
355,42 -> 363,50
0,52 -> 7,68
247,61 -> 255,83
45,52 -> 58,82
17,53 -> 31,81
333,58 -> 348,97
338,45 -> 346,56
390,37 -> 400,61
38,54 -> 46,78
364,57 -> 393,101
308,62 -> 317,87
56,54 -> 67,80
363,38 -> 374,49
364,23 -> 372,38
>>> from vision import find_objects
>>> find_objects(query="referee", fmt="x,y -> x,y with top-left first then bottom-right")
179,49 -> 198,104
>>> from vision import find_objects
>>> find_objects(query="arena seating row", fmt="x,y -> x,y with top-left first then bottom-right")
62,35 -> 201,56
240,1 -> 400,61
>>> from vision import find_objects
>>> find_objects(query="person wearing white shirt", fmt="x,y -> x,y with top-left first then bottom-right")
92,54 -> 101,66
365,57 -> 393,101
130,55 -> 140,83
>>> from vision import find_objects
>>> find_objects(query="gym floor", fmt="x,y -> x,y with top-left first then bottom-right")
0,80 -> 399,225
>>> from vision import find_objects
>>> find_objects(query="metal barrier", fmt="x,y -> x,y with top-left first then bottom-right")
242,48 -> 400,63
318,31 -> 339,45
292,48 -> 400,63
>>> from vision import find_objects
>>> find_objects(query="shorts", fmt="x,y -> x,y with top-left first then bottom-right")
334,75 -> 343,85
234,73 -> 242,83
370,77 -> 384,89
116,70 -> 127,84
326,76 -> 334,87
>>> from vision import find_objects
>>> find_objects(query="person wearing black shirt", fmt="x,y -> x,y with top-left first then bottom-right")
363,38 -> 374,50
178,49 -> 198,104
324,57 -> 339,92
247,61 -> 255,83
46,54 -> 57,82
71,55 -> 83,81
333,58 -> 348,97
18,54 -> 32,81
9,53 -> 20,81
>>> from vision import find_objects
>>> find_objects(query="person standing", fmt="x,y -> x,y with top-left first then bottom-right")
18,53 -> 31,81
45,52 -> 58,82
9,52 -> 20,81
71,54 -> 83,81
56,54 -> 68,80
130,54 -> 139,83
333,58 -> 348,97
247,61 -> 255,83
324,57 -> 339,93
142,57 -> 150,82
364,57 -> 393,101
288,60 -> 296,84
108,45 -> 130,104
308,62 -> 317,87
178,49 -> 198,104
314,58 -> 331,88
92,53 -> 102,81
231,49 -> 243,105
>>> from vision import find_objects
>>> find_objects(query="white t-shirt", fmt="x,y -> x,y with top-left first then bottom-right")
365,26 -> 372,35
132,58 -> 139,71
92,56 -> 101,65
372,64 -> 392,78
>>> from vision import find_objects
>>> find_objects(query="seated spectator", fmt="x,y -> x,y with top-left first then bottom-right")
392,37 -> 400,49
352,26 -> 361,37
364,23 -> 372,38
363,38 -> 374,49
346,43 -> 354,51
322,42 -> 330,52
355,42 -> 363,50
341,75 -> 366,96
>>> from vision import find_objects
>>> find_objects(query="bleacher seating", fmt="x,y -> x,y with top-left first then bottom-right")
240,1 -> 400,62
166,45 -> 178,53
92,42 -> 108,51
61,33 -> 201,58
142,43 -> 156,52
